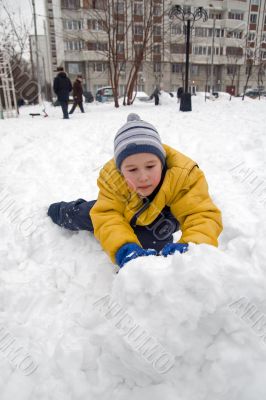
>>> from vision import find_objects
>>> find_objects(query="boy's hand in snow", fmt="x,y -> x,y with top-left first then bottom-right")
160,243 -> 188,257
116,243 -> 157,268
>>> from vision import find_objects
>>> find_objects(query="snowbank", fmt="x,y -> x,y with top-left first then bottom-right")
0,95 -> 266,399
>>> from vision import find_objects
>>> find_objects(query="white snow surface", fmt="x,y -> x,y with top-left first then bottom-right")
0,94 -> 266,399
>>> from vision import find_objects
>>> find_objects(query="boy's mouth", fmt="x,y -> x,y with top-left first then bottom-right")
138,185 -> 152,189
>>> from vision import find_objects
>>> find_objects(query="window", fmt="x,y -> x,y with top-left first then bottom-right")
134,44 -> 143,56
264,15 -> 266,25
193,45 -> 207,55
117,24 -> 124,34
87,42 -> 108,51
61,0 -> 80,9
195,27 -> 207,37
190,65 -> 199,75
251,0 -> 259,5
262,33 -> 266,42
209,12 -> 222,20
115,2 -> 124,14
183,5 -> 191,14
63,19 -> 83,30
68,62 -> 82,74
88,19 -> 105,31
93,63 -> 107,72
227,65 -> 238,75
134,25 -> 143,35
171,63 -> 183,73
64,40 -> 84,51
226,47 -> 243,56
153,44 -> 161,54
261,51 -> 266,59
118,62 -> 126,72
228,30 -> 243,39
92,0 -> 105,9
250,14 -> 257,24
153,5 -> 161,16
228,11 -> 244,20
171,24 -> 182,35
171,44 -> 184,54
248,32 -> 256,41
153,25 -> 161,35
153,62 -> 161,72
134,3 -> 143,15
215,47 -> 220,55
117,43 -> 124,53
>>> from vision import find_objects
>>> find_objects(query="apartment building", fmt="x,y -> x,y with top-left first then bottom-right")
45,0 -> 266,96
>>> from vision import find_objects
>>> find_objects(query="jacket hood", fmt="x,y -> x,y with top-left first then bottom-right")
57,71 -> 67,78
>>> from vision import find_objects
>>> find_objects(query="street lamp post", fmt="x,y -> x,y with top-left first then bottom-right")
210,14 -> 216,95
169,5 -> 208,111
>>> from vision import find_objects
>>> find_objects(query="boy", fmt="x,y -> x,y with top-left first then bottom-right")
48,114 -> 223,268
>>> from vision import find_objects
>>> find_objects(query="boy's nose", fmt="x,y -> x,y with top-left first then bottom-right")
139,170 -> 149,182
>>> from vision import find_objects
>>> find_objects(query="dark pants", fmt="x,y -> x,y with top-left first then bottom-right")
154,95 -> 159,106
59,101 -> 69,119
47,199 -> 179,252
69,101 -> 84,114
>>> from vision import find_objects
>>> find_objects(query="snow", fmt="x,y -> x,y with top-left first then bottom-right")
0,94 -> 266,399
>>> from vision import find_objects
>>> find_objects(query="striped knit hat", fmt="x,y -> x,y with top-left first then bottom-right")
114,113 -> 166,170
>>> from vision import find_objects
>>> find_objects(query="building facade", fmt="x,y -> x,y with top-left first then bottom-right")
45,0 -> 266,97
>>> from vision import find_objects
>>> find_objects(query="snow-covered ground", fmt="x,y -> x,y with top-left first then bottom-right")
0,93 -> 266,400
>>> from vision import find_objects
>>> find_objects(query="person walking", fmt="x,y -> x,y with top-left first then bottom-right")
69,75 -> 85,114
53,67 -> 72,119
177,87 -> 183,103
150,86 -> 161,106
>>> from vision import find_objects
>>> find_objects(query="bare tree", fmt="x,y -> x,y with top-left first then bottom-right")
256,55 -> 265,100
242,45 -> 258,100
123,0 -> 156,105
0,1 -> 38,104
86,0 -> 133,107
0,1 -> 30,62
85,0 -> 170,107
226,58 -> 240,100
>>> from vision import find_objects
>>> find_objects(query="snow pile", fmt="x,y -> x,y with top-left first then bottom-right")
0,95 -> 266,399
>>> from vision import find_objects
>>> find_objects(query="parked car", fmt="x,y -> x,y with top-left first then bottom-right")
95,86 -> 114,102
243,89 -> 266,98
133,91 -> 152,102
83,91 -> 94,103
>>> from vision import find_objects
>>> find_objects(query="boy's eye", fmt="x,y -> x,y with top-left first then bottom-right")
128,168 -> 137,172
147,165 -> 155,169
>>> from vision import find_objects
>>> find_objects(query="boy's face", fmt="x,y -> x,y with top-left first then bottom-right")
121,153 -> 163,197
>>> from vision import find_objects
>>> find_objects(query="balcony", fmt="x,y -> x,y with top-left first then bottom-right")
220,19 -> 247,31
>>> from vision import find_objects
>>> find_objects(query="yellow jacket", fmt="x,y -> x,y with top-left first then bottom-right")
90,145 -> 223,263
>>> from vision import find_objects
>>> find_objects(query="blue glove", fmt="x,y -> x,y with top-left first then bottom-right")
115,243 -> 157,268
160,243 -> 189,257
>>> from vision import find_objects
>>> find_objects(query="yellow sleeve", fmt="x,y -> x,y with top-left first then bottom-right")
90,186 -> 141,263
170,166 -> 223,246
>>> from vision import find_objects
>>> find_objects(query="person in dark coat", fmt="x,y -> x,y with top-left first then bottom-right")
69,75 -> 85,114
177,87 -> 183,103
53,67 -> 72,119
150,86 -> 161,106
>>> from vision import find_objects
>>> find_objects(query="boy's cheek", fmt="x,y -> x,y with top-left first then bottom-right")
125,177 -> 137,191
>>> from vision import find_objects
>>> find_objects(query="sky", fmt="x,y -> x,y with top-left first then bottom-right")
3,0 -> 45,35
